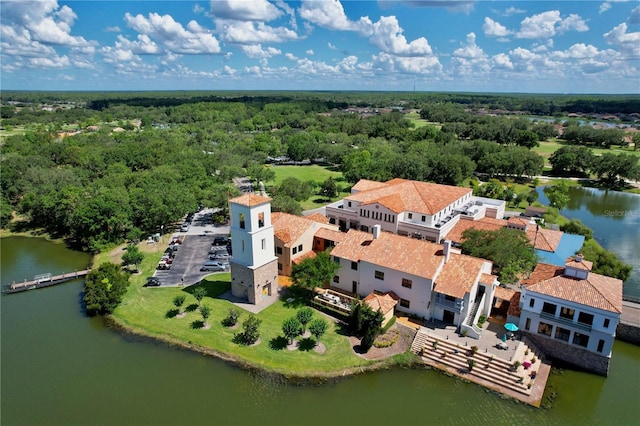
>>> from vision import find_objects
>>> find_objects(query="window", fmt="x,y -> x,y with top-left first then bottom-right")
239,213 -> 245,229
422,215 -> 426,222
560,307 -> 575,321
360,225 -> 369,232
542,302 -> 557,315
408,213 -> 413,219
529,298 -> 535,308
333,256 -> 340,264
525,318 -> 531,331
333,275 -> 339,284
276,246 -> 283,255
445,295 -> 456,302
298,244 -> 303,252
348,201 -> 352,207
537,322 -> 552,336
241,240 -> 245,252
351,261 -> 358,270
292,247 -> 298,255
258,212 -> 264,228
572,332 -> 589,347
352,281 -> 358,293
603,318 -> 610,328
374,270 -> 384,280
578,312 -> 594,326
400,298 -> 410,309
402,278 -> 413,289
278,263 -> 283,271
555,327 -> 570,342
261,238 -> 265,250
597,339 -> 605,353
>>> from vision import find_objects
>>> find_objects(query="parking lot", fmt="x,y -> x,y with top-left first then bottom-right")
151,209 -> 231,287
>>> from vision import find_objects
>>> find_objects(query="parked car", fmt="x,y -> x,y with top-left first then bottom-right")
209,246 -> 227,254
209,252 -> 230,260
145,277 -> 161,287
213,236 -> 229,246
157,261 -> 171,270
170,237 -> 183,245
180,223 -> 190,232
200,261 -> 227,272
161,255 -> 173,264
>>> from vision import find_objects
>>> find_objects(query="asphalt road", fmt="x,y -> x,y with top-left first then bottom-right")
151,208 -> 231,287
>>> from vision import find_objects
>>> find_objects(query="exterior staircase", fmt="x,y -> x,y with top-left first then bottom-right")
411,330 -> 538,396
464,300 -> 480,326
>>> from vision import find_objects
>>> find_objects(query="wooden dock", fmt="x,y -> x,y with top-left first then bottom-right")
3,270 -> 91,294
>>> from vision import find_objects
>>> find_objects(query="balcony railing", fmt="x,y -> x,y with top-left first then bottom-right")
540,311 -> 592,332
434,294 -> 464,312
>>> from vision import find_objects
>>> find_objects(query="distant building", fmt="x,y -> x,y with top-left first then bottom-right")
518,255 -> 623,376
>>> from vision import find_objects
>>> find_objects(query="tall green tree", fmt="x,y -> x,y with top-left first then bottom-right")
291,250 -> 340,292
193,286 -> 207,306
544,180 -> 571,210
296,307 -> 314,333
121,244 -> 144,271
308,318 -> 328,345
83,262 -> 130,316
282,317 -> 302,345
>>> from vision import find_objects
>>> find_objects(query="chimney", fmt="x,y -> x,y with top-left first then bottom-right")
372,224 -> 381,239
575,253 -> 583,263
443,240 -> 452,263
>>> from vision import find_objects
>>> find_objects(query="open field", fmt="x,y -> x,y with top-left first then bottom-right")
405,111 -> 441,130
109,246 -> 407,376
270,164 -> 351,210
533,139 -> 640,167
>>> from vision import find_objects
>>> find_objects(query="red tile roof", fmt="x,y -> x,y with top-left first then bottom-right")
347,178 -> 471,215
433,253 -> 486,299
447,217 -> 563,252
229,193 -> 271,206
363,292 -> 398,315
523,263 -> 623,313
292,251 -> 316,264
351,179 -> 388,192
494,286 -> 515,301
314,228 -> 346,243
272,212 -> 321,247
305,212 -> 330,224
565,256 -> 593,271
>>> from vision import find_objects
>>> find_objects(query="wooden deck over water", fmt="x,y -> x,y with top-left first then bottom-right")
4,270 -> 90,294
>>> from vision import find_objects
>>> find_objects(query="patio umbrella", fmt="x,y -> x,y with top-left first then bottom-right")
504,322 -> 519,332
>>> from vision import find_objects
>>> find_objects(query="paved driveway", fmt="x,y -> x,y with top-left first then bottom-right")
152,209 -> 231,287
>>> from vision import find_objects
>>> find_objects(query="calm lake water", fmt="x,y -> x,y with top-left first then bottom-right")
536,186 -> 640,299
2,236 -> 639,426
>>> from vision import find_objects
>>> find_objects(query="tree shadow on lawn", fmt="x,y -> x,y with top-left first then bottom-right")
185,303 -> 199,313
165,308 -> 179,319
298,337 -> 317,352
269,336 -> 288,350
191,320 -> 204,329
183,278 -> 231,298
281,287 -> 310,309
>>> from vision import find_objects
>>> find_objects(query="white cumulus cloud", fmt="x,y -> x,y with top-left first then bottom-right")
604,23 -> 640,58
516,10 -> 588,39
209,0 -> 282,21
483,17 -> 512,37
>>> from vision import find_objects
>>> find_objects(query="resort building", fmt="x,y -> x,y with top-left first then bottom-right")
446,216 -> 585,267
325,178 -> 505,242
518,255 -> 623,376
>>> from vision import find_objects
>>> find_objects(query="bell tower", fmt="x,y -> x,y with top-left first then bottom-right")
229,193 -> 278,304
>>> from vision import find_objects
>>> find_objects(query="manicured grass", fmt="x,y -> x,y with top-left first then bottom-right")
405,111 -> 441,130
110,250 -> 390,376
533,139 -> 640,167
270,165 -> 351,211
270,164 -> 343,186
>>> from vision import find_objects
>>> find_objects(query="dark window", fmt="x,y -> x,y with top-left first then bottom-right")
525,317 -> 531,331
542,302 -> 557,315
573,332 -> 589,347
402,278 -> 412,289
351,261 -> 358,270
445,295 -> 456,302
277,263 -> 282,271
422,215 -> 426,222
292,247 -> 297,255
537,322 -> 552,336
261,238 -> 265,250
578,312 -> 594,326
239,213 -> 245,229
333,256 -> 340,264
374,270 -> 384,280
348,201 -> 352,207
555,327 -> 570,342
400,298 -> 410,308
560,307 -> 575,321
360,225 -> 369,232
603,318 -> 610,328
408,213 -> 413,219
352,281 -> 358,293
298,244 -> 303,252
529,298 -> 535,308
276,246 -> 283,255
258,212 -> 264,228
333,275 -> 339,284
597,339 -> 605,353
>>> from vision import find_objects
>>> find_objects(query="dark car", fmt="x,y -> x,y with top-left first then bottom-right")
213,236 -> 229,246
145,277 -> 161,287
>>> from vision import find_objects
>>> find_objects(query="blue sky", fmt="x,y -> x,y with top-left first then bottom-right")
1,0 -> 639,93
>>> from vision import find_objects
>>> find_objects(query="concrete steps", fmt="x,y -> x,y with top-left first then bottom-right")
412,331 -> 536,396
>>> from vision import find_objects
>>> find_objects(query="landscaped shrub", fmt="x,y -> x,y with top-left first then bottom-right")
234,315 -> 262,345
222,308 -> 240,327
373,328 -> 399,348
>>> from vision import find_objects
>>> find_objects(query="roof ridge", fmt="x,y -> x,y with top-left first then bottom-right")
412,180 -> 436,214
585,276 -> 621,313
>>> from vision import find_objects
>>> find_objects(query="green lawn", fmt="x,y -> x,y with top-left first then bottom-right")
270,164 -> 351,210
534,139 -> 640,167
405,111 -> 441,130
110,251 -> 398,376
